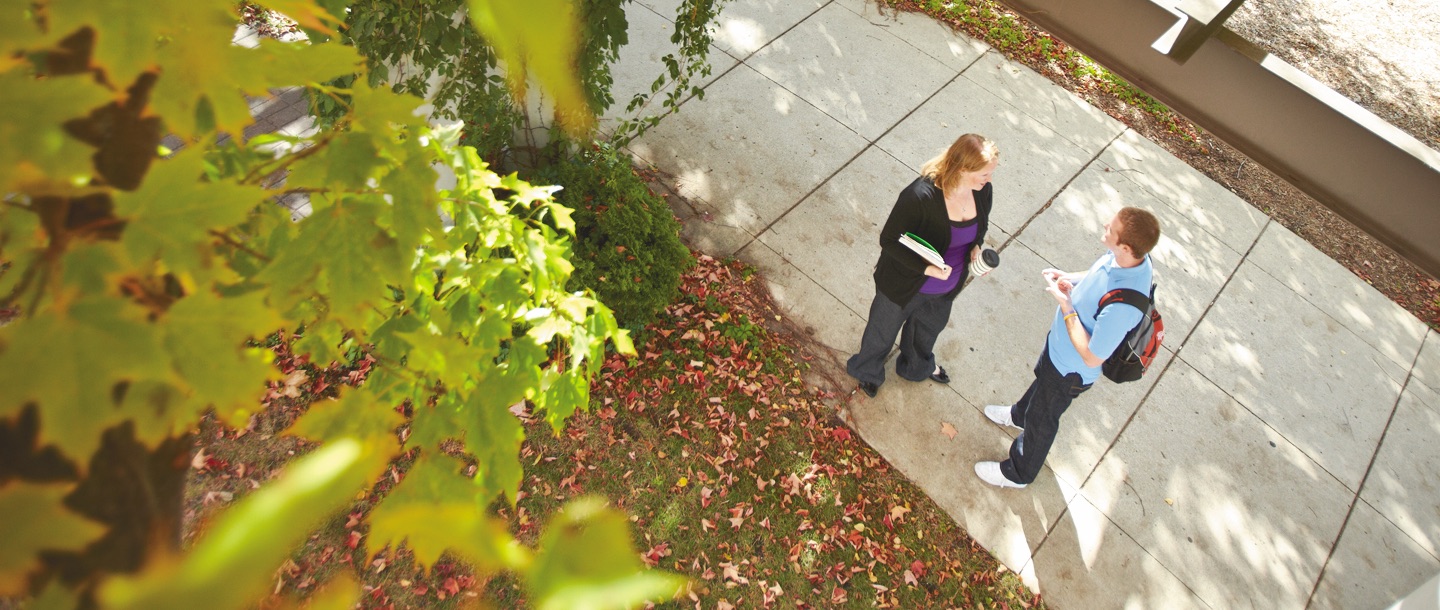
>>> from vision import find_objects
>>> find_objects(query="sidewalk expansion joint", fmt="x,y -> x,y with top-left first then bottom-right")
1303,336 -> 1429,609
745,67 -> 966,251
994,127 -> 1127,265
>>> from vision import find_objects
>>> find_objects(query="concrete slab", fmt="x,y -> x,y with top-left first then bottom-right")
1081,359 -> 1352,610
647,170 -> 756,258
962,51 -> 1126,156
1247,221 -> 1428,372
638,0 -> 827,58
747,2 -> 958,141
736,239 -> 866,354
628,63 -> 869,235
1310,501 -> 1440,610
1015,162 -> 1243,344
1179,260 -> 1407,491
1417,330 -> 1440,393
1031,492 -> 1211,608
1045,346 -> 1176,489
1359,378 -> 1440,560
930,242 -> 1073,413
601,3 -> 739,130
874,77 -> 1095,236
1098,129 -> 1267,255
757,146 -> 912,316
832,0 -> 989,73
846,378 -> 1067,589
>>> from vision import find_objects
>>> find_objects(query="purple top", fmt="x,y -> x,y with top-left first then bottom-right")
919,218 -> 979,294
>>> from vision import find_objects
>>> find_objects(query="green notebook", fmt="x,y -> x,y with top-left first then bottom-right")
902,232 -> 938,254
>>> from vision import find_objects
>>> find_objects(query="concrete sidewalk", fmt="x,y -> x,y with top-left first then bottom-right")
610,0 -> 1440,607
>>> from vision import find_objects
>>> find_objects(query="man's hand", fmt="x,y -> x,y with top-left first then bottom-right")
1043,268 -> 1075,293
924,264 -> 952,280
1044,273 -> 1073,310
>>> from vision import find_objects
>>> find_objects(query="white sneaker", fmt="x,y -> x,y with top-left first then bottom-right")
974,461 -> 1027,489
984,405 -> 1022,430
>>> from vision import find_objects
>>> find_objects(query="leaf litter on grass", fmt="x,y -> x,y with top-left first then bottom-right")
184,253 -> 1042,609
489,254 -> 1044,609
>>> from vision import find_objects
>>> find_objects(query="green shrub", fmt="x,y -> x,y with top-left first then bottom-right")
543,143 -> 694,328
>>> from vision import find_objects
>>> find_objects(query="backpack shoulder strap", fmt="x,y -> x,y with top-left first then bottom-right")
1098,284 -> 1152,312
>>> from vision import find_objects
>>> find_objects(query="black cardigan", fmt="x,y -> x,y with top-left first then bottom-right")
873,176 -> 993,307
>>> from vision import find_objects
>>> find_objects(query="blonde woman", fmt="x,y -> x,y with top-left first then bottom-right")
848,134 -> 999,398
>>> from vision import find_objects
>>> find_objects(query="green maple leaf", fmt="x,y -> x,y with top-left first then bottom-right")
285,132 -> 383,191
0,70 -> 110,192
53,0 -> 353,138
113,151 -> 266,272
0,296 -> 168,461
460,375 -> 527,505
394,328 -> 488,393
538,368 -> 589,432
151,37 -> 360,137
118,380 -> 198,449
406,398 -> 464,449
379,138 -> 441,254
58,242 -> 127,295
258,198 -> 409,324
529,498 -> 686,610
160,290 -> 286,424
287,388 -> 404,479
348,83 -> 428,137
367,452 -> 518,571
47,0 -> 213,89
466,0 -> 592,133
291,317 -> 350,367
0,483 -> 107,595
0,4 -> 47,71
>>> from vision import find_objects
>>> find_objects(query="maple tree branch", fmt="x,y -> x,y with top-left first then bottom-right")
208,229 -> 271,262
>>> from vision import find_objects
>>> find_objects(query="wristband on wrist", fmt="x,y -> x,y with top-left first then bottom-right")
1064,312 -> 1078,321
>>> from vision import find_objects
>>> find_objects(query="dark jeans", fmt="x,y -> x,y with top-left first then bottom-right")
847,289 -> 954,386
1000,344 -> 1092,485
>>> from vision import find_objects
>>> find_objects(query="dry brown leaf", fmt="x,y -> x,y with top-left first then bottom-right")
940,422 -> 958,439
190,448 -> 209,471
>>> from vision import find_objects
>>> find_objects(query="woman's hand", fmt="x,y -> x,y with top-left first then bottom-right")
924,264 -> 952,280
970,246 -> 982,262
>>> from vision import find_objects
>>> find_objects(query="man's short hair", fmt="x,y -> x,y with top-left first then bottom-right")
1116,207 -> 1161,257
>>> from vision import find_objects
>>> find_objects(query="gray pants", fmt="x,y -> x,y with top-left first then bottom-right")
847,289 -> 955,386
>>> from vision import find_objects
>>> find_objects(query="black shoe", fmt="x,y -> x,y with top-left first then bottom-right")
929,366 -> 951,384
858,381 -> 879,398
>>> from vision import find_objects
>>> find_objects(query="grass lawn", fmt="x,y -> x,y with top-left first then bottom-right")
184,254 -> 1043,609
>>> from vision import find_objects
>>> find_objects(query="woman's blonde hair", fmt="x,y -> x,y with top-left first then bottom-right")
921,133 -> 999,193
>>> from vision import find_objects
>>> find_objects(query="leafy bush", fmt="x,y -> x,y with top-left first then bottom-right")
543,144 -> 693,327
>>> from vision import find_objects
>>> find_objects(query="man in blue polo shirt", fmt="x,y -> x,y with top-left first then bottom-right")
975,207 -> 1161,489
